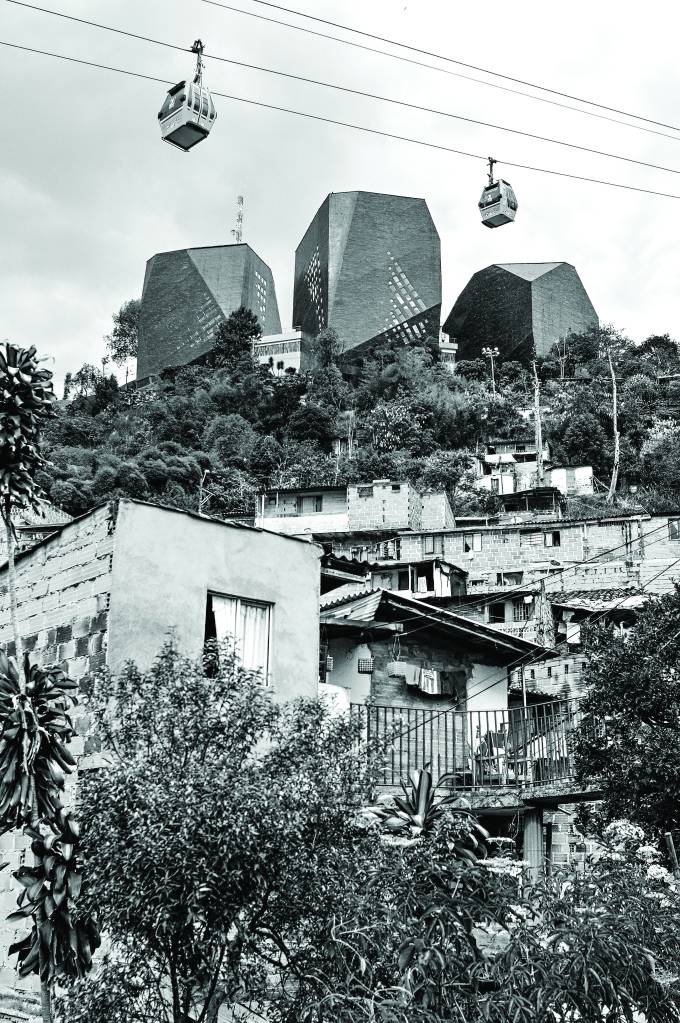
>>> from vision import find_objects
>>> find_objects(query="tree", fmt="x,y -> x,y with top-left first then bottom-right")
286,404 -> 336,453
104,299 -> 140,377
57,642 -> 383,1023
575,587 -> 680,835
285,805 -> 680,1022
637,333 -> 680,377
309,326 -> 342,368
69,364 -> 100,399
212,306 -> 261,366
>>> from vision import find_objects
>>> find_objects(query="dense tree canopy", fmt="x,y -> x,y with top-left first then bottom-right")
39,307 -> 680,520
575,587 -> 680,834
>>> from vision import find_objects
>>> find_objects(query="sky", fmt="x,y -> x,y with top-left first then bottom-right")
2,0 -> 679,389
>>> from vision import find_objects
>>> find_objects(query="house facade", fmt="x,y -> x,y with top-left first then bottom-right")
0,500 -> 321,987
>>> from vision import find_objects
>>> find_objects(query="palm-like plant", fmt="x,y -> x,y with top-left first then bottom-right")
0,342 -> 96,1022
364,769 -> 492,862
7,808 -> 100,982
0,653 -> 78,832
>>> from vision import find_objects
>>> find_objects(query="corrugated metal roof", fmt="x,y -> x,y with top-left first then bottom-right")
320,588 -> 383,619
550,589 -> 646,611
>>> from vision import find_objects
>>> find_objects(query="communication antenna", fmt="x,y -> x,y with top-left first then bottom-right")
231,195 -> 244,243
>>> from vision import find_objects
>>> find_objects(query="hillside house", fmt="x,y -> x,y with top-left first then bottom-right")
0,499 -> 322,986
474,437 -> 593,498
256,480 -> 454,537
0,500 -> 322,703
320,587 -> 549,715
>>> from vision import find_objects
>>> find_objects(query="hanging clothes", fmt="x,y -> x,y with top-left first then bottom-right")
419,668 -> 441,695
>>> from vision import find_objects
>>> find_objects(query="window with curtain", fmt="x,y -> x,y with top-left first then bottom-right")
207,593 -> 272,679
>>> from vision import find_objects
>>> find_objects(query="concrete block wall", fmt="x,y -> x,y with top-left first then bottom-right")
399,524 -> 585,579
0,504 -> 114,987
421,492 -> 455,530
546,807 -> 600,869
347,481 -> 421,532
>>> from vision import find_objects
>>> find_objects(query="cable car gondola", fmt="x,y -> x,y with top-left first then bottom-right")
479,157 -> 518,228
158,39 -> 217,152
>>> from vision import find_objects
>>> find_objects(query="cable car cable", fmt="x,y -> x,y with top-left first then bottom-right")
199,0 -> 680,146
229,0 -> 680,134
7,0 -> 680,180
3,38 -> 680,201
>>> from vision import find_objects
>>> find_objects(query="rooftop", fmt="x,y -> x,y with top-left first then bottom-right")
494,261 -> 565,281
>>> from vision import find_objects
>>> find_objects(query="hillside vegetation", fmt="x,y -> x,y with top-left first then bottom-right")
39,307 -> 680,521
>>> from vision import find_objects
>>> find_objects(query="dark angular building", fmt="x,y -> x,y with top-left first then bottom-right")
443,262 -> 598,364
137,243 -> 281,379
292,191 -> 441,358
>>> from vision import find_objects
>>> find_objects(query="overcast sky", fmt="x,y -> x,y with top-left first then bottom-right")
2,0 -> 679,388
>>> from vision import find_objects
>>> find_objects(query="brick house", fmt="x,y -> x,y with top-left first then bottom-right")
0,499 -> 321,986
256,480 -> 453,537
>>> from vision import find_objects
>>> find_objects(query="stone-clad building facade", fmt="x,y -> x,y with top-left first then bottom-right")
292,191 -> 441,357
137,243 -> 282,379
444,262 -> 598,364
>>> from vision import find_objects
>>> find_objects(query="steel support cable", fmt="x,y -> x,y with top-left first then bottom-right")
199,0 -> 680,145
227,0 -> 680,134
6,0 -> 680,180
3,39 -> 680,201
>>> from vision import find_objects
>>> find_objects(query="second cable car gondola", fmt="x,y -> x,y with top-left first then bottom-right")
479,157 -> 518,228
158,40 -> 217,152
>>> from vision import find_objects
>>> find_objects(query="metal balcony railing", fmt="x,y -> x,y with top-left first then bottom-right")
350,698 -> 590,790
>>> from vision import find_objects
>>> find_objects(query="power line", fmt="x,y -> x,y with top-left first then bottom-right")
386,555 -> 680,746
200,0 -> 680,146
327,519 -> 673,625
233,0 -> 680,134
3,39 -> 680,201
8,1 -> 680,180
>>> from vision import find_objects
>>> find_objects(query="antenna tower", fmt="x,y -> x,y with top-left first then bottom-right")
231,195 -> 244,243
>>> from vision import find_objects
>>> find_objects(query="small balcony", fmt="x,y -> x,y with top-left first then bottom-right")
351,698 -> 598,800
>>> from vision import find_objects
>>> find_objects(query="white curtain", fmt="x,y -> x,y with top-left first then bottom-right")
211,595 -> 270,677
239,602 -> 270,676
212,595 -> 238,642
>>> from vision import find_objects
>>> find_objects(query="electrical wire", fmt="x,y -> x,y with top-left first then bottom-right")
394,525 -> 674,646
227,0 -> 680,134
200,0 -> 680,146
3,37 -> 680,200
386,554 -> 680,746
325,519 -> 672,626
6,1 -> 680,180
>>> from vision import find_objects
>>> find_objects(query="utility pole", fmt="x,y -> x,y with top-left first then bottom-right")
533,361 -> 545,486
607,349 -> 620,504
482,346 -> 499,395
231,195 -> 244,244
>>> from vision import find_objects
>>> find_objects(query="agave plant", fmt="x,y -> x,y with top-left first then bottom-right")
0,342 -> 55,515
364,769 -> 492,862
7,807 -> 101,982
0,652 -> 78,834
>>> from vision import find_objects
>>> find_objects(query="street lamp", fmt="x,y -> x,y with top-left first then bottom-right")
482,346 -> 500,395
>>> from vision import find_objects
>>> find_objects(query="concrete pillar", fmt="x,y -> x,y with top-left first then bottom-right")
524,807 -> 544,883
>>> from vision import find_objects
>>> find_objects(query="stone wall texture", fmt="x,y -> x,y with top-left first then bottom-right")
293,191 -> 441,354
444,262 -> 598,363
137,243 -> 282,378
0,504 -> 114,988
